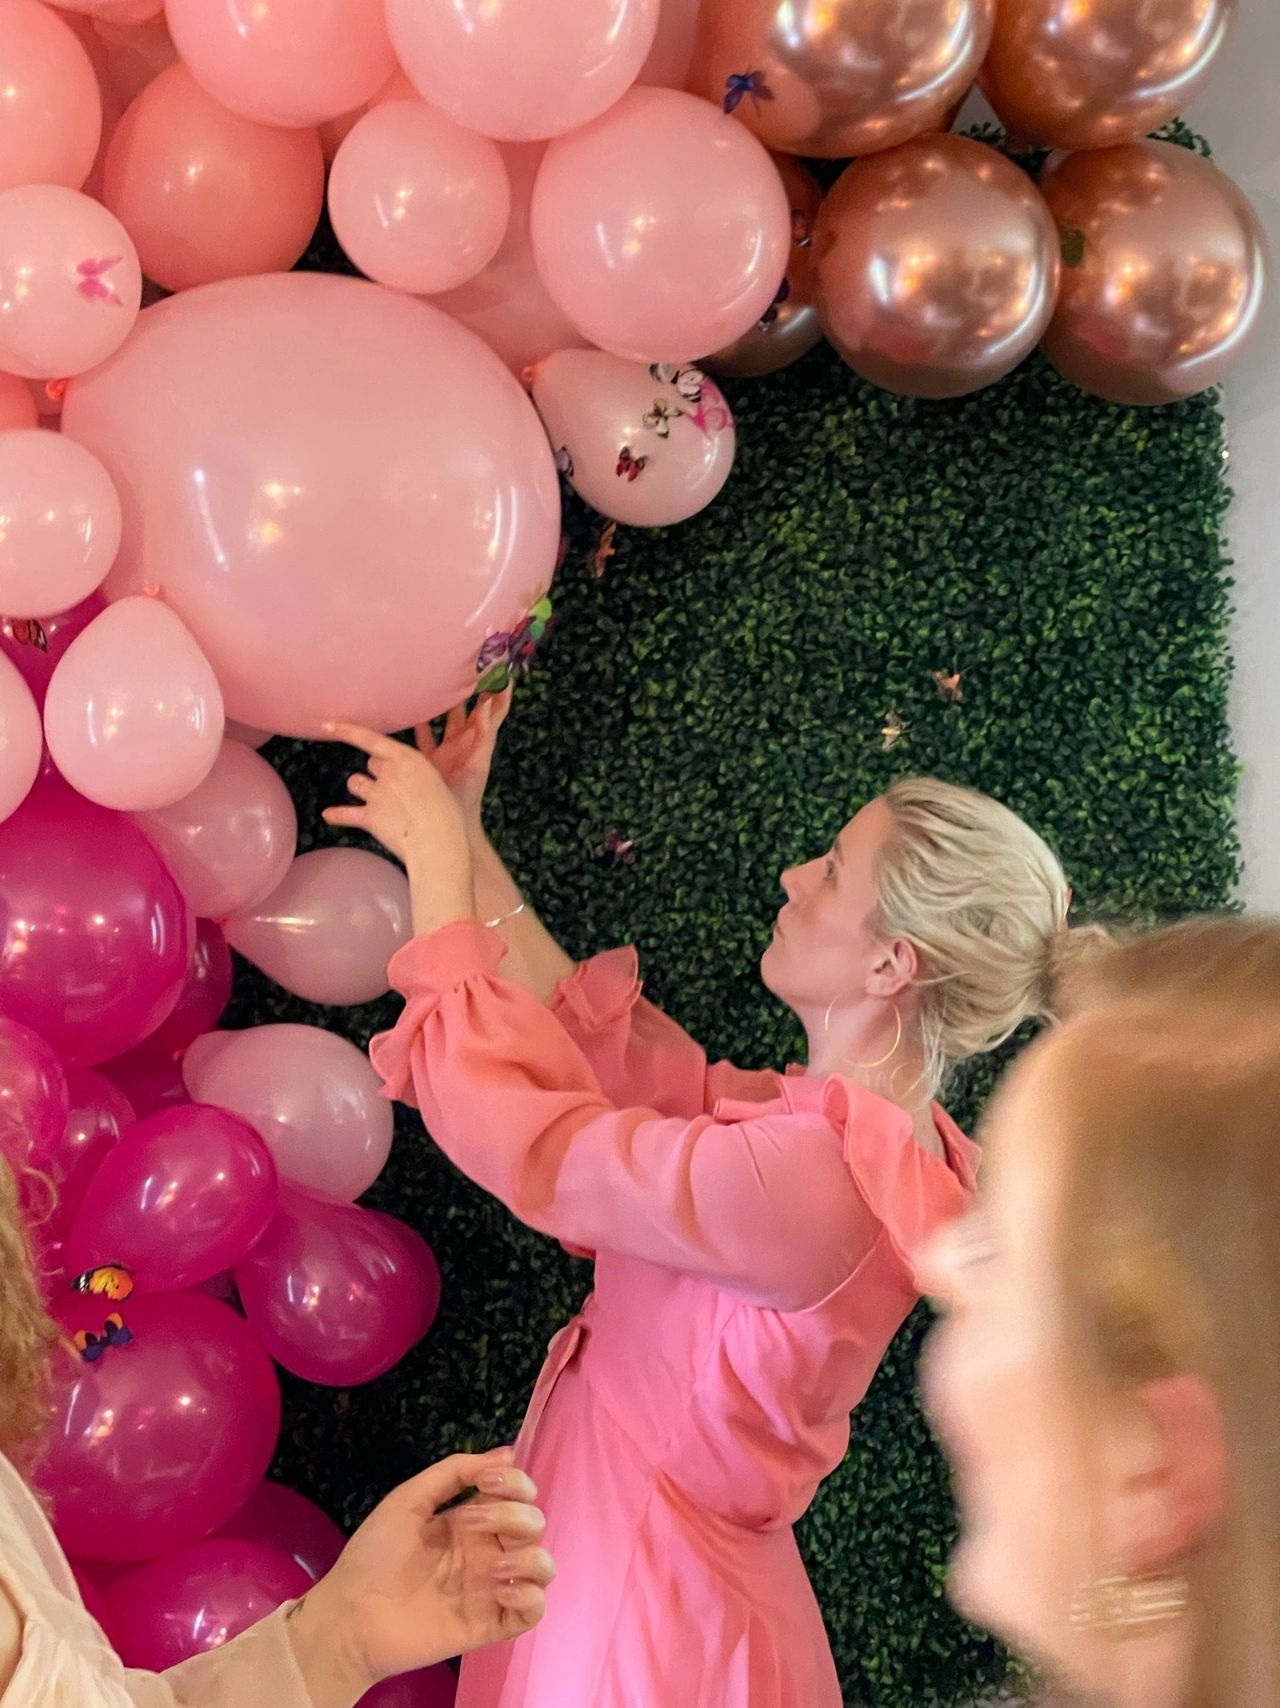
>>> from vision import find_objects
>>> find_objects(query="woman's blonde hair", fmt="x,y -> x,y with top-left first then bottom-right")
872,777 -> 1074,1093
0,1142 -> 61,1467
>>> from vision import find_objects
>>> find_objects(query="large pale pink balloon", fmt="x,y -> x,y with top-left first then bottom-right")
0,186 -> 141,380
0,431 -> 121,619
0,653 -> 41,826
166,0 -> 396,127
330,101 -> 510,295
183,1023 -> 393,1202
0,0 -> 102,193
44,597 -> 224,811
0,374 -> 37,432
532,350 -> 735,526
531,88 -> 790,364
430,143 -> 588,378
133,738 -> 296,920
103,64 -> 325,293
226,848 -> 411,1007
61,273 -> 561,735
216,1482 -> 345,1583
386,0 -> 659,142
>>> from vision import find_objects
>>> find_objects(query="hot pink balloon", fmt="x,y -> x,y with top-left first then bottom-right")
0,373 -> 38,432
0,1015 -> 69,1169
166,0 -> 395,127
0,592 -> 104,712
50,1069 -> 134,1232
61,273 -> 561,736
225,848 -> 411,1007
0,0 -> 102,194
44,596 -> 224,811
140,918 -> 233,1056
183,1023 -> 393,1202
0,778 -> 192,1065
217,1482 -> 345,1584
106,1538 -> 310,1670
132,737 -> 297,920
236,1195 -> 441,1386
0,653 -> 41,826
386,0 -> 660,141
329,101 -> 510,295
103,64 -> 325,293
44,1291 -> 281,1562
100,1046 -> 188,1118
531,88 -> 790,364
359,1669 -> 458,1708
430,142 -> 589,378
531,350 -> 735,526
71,1564 -> 115,1640
0,430 -> 121,619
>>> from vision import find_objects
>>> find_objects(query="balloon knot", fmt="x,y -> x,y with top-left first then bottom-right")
44,378 -> 69,404
519,362 -> 540,390
140,584 -> 162,599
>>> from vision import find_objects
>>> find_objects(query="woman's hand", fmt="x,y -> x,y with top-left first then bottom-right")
287,1450 -> 554,1708
416,690 -> 512,845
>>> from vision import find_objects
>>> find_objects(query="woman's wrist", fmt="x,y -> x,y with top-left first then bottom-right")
285,1592 -> 373,1708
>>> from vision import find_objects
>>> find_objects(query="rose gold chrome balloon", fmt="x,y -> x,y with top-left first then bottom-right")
1039,141 -> 1268,407
813,135 -> 1060,398
704,156 -> 824,378
692,0 -> 994,159
981,0 -> 1234,153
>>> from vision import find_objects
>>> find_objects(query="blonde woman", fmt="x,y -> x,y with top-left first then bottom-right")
922,915 -> 1280,1708
326,700 -> 1076,1708
0,1148 -> 553,1705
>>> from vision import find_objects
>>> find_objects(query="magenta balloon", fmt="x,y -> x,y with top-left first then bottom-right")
51,1068 -> 134,1231
359,1668 -> 458,1708
216,1481 -> 345,1583
105,1538 -> 310,1670
71,1562 -> 115,1638
0,778 -> 193,1066
43,1291 -> 282,1562
236,1196 -> 441,1386
100,1046 -> 188,1119
0,1015 -> 69,1168
144,919 -> 233,1057
0,653 -> 41,827
225,848 -> 411,1007
0,592 -> 105,712
64,1103 -> 277,1293
132,737 -> 297,920
61,273 -> 561,736
183,1024 -> 393,1203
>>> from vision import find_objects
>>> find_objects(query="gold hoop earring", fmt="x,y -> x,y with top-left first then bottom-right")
1069,1569 -> 1189,1637
823,997 -> 903,1072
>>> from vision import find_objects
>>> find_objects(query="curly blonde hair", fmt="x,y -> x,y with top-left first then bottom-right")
0,1148 -> 61,1466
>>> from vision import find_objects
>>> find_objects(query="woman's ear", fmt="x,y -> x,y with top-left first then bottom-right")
867,936 -> 918,998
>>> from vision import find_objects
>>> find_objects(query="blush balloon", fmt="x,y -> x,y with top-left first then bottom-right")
0,431 -> 121,620
0,0 -> 102,194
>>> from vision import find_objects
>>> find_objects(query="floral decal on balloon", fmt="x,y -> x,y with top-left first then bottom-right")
641,399 -> 682,437
73,1312 -> 134,1364
649,363 -> 705,403
77,258 -> 126,307
6,617 -> 48,653
554,445 -> 575,480
72,1263 -> 136,1303
616,446 -> 648,481
475,595 -> 554,693
723,70 -> 774,115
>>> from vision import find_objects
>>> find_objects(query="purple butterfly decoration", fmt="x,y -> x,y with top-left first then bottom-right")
76,258 -> 124,306
724,70 -> 774,114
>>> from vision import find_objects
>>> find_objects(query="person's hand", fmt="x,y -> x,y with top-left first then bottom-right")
415,690 -> 512,844
287,1450 -> 554,1708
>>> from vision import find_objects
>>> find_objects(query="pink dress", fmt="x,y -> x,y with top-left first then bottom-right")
372,921 -> 979,1708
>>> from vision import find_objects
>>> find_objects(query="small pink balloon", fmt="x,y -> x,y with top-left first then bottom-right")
225,848 -> 411,1008
0,430 -> 121,618
44,596 -> 225,811
0,653 -> 42,826
95,13 -> 177,106
0,0 -> 102,194
106,1538 -> 310,1670
386,0 -> 659,142
216,1482 -> 345,1583
359,1668 -> 458,1708
132,737 -> 297,919
429,142 -> 589,378
236,1195 -> 441,1386
166,0 -> 396,127
317,70 -> 417,165
100,1046 -> 188,1118
531,350 -> 735,525
183,1023 -> 393,1203
330,101 -> 510,295
0,185 -> 141,381
0,592 -> 105,713
636,0 -> 702,88
51,1068 -> 134,1231
532,88 -> 790,364
43,1291 -> 281,1562
0,1015 -> 69,1169
0,777 -> 192,1065
0,373 -> 38,432
103,64 -> 325,293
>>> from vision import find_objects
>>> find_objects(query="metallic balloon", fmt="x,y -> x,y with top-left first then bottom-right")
704,156 -> 824,378
981,0 -> 1234,153
691,0 -> 994,159
1038,142 -> 1269,407
813,135 -> 1060,399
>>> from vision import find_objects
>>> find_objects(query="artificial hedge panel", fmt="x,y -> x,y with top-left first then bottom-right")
229,218 -> 1236,1705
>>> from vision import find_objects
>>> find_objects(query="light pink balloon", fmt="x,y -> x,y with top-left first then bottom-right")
0,653 -> 42,826
58,0 -> 163,20
0,430 -> 121,618
330,102 -> 510,295
183,1023 -> 393,1203
61,273 -> 561,735
57,14 -> 123,204
95,13 -> 177,106
0,0 -> 102,194
0,186 -> 142,380
223,720 -> 273,749
225,848 -> 411,1007
44,597 -> 224,811
0,374 -> 37,432
532,88 -> 790,364
636,0 -> 702,88
216,1482 -> 345,1584
317,69 -> 417,165
531,350 -> 735,525
166,0 -> 396,127
102,64 -> 324,293
386,0 -> 659,142
429,142 -> 589,378
131,737 -> 296,919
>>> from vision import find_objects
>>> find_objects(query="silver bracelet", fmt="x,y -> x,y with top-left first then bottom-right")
484,900 -> 528,930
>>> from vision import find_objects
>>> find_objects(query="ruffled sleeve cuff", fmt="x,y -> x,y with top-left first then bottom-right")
372,920 -> 508,1104
160,1604 -> 313,1708
550,947 -> 642,1037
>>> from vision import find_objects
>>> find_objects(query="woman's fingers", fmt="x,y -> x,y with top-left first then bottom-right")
453,1498 -> 546,1545
346,773 -> 372,799
495,1582 -> 546,1623
488,1545 -> 556,1589
326,721 -> 400,760
445,704 -> 468,743
322,806 -> 371,830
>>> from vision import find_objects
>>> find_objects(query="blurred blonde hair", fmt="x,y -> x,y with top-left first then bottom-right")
0,1145 -> 60,1467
